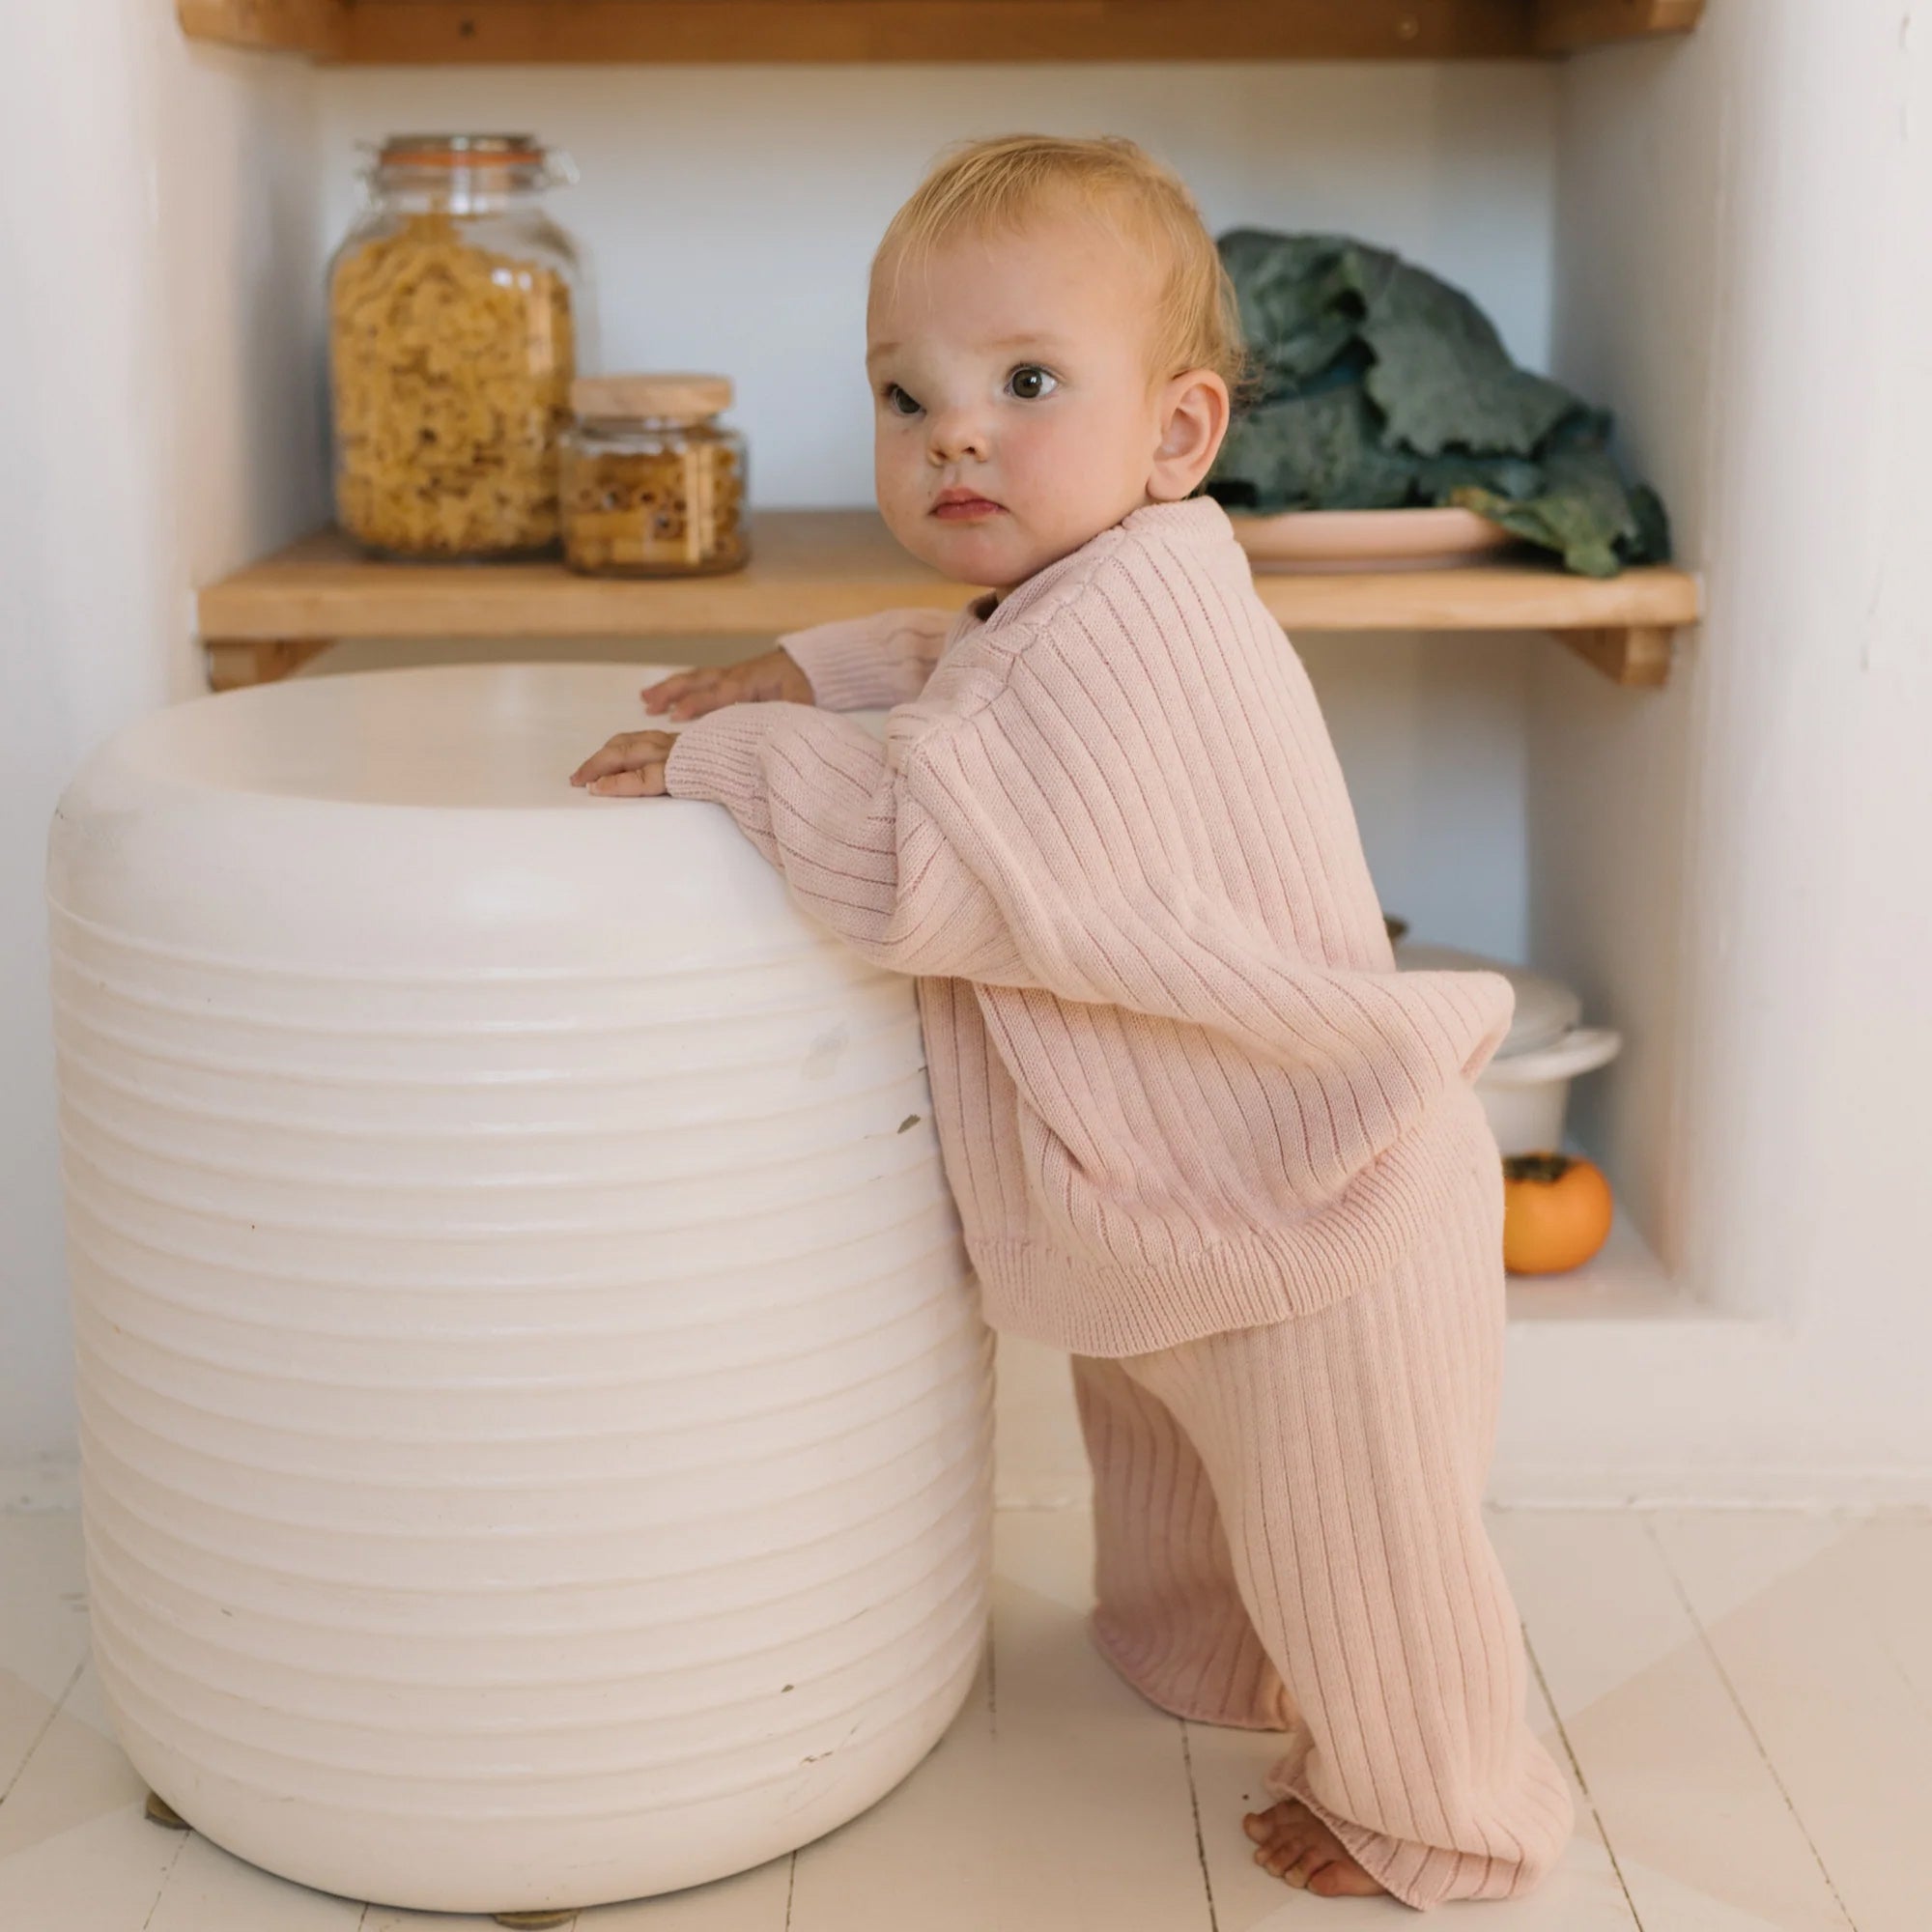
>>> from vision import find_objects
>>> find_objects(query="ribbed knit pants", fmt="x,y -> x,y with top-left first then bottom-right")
1069,1173 -> 1574,1909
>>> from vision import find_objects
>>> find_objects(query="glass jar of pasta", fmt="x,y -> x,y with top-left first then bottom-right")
560,375 -> 750,577
327,134 -> 590,560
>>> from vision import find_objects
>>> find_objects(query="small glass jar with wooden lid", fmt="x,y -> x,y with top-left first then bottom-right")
560,375 -> 749,576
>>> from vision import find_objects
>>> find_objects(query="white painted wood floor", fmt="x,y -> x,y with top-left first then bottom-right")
3,1501 -> 1926,1932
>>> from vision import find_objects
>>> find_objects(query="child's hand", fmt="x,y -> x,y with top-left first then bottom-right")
640,647 -> 813,721
570,729 -> 678,799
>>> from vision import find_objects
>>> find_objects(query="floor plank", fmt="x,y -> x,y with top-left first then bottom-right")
983,1506 -> 1215,1929
580,1854 -> 791,1929
0,1659 -> 185,1930
1650,1510 -> 1932,1932
6,1505 -> 1920,1930
0,1511 -> 91,1794
793,1508 -> 1214,1930
1489,1509 -> 1854,1931
140,1830 -> 367,1932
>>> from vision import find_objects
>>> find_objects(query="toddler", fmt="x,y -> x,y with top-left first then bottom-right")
571,134 -> 1573,1908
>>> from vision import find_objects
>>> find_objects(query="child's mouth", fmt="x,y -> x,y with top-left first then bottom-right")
932,498 -> 1004,522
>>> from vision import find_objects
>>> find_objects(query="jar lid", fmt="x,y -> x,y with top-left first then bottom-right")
572,374 -> 733,423
370,135 -> 576,191
1393,942 -> 1584,1058
378,134 -> 544,166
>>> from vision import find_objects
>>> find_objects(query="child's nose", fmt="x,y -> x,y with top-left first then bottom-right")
927,409 -> 989,463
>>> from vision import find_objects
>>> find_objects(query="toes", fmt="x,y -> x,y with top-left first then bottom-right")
1253,1843 -> 1308,1886
1242,1796 -> 1388,1897
1309,1860 -> 1389,1898
1283,1849 -> 1324,1889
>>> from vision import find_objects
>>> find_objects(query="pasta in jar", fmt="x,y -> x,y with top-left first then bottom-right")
325,136 -> 588,560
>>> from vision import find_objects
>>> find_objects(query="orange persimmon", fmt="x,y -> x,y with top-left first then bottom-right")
1501,1152 -> 1614,1275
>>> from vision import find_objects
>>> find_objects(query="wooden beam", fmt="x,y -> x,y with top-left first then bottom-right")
177,0 -> 347,56
1531,0 -> 1704,55
332,0 -> 1532,65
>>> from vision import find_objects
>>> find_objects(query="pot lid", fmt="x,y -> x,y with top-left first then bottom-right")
1393,942 -> 1582,1057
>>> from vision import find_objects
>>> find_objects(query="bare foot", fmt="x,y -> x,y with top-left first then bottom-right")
1242,1798 -> 1389,1897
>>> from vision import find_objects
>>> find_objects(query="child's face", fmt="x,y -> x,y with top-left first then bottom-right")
867,206 -> 1213,595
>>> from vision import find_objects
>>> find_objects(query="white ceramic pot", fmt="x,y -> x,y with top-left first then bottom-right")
45,664 -> 991,1917
1394,943 -> 1622,1156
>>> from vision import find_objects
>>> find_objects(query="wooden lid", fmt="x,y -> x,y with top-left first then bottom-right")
375,134 -> 547,170
571,374 -> 733,422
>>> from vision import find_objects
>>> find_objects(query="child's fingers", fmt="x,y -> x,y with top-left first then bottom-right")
570,730 -> 675,786
569,742 -> 628,785
646,670 -> 751,721
584,767 -> 668,798
640,671 -> 711,714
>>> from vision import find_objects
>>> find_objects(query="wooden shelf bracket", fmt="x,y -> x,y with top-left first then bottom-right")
206,639 -> 332,693
1559,623 -> 1675,688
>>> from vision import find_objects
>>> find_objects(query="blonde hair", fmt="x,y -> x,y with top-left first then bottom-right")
871,133 -> 1264,415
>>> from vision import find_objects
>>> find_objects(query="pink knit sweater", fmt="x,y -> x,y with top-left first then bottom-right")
663,497 -> 1512,1355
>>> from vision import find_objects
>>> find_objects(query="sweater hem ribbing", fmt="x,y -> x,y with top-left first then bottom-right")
967,1095 -> 1489,1356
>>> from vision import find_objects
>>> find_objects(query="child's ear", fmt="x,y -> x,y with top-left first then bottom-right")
1148,369 -> 1232,501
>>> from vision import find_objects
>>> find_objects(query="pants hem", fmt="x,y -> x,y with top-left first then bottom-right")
1262,1766 -> 1443,1912
1088,1613 -> 1292,1732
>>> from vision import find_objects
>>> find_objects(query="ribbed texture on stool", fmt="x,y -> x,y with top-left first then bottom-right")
45,665 -> 995,1917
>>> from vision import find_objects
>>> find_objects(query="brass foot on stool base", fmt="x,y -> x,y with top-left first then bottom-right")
143,1790 -> 190,1830
493,1915 -> 574,1929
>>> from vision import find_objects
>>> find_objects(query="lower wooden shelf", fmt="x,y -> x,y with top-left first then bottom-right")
196,515 -> 1701,692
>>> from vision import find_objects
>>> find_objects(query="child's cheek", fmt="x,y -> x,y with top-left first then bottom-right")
999,413 -> 1065,505
1009,407 -> 1110,523
874,422 -> 927,522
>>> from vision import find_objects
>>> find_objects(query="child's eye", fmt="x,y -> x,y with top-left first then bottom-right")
1008,365 -> 1059,401
881,383 -> 922,417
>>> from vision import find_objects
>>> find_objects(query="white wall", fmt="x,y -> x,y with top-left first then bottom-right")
1526,29 -> 1729,1255
318,64 -> 1559,505
1492,0 -> 1932,1503
0,11 -> 322,1476
1536,0 -> 1922,1301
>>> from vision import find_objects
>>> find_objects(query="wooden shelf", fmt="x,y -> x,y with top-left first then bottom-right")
177,0 -> 1704,63
196,514 -> 1700,691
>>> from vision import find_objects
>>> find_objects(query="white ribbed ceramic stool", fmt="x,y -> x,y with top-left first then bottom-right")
45,663 -> 992,1918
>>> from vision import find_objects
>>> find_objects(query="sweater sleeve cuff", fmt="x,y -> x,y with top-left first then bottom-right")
662,704 -> 788,813
775,621 -> 893,714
